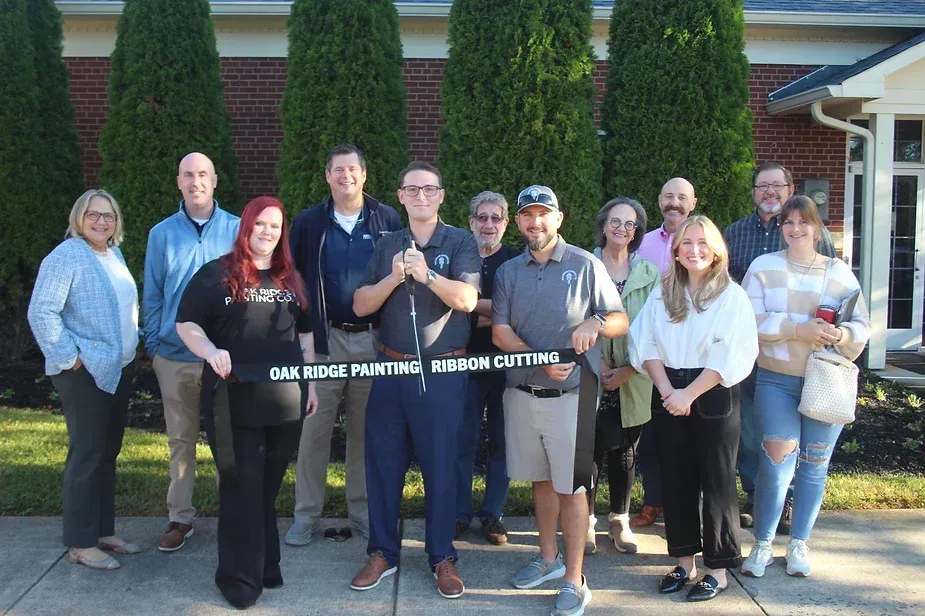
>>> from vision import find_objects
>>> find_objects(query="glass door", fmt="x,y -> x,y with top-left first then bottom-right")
885,172 -> 924,349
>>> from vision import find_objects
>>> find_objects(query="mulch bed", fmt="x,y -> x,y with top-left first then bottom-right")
2,359 -> 923,474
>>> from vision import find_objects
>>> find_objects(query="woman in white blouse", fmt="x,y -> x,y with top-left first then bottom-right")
28,190 -> 140,570
629,215 -> 758,602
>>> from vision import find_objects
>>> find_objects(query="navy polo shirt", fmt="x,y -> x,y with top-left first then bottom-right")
323,206 -> 376,324
361,221 -> 481,356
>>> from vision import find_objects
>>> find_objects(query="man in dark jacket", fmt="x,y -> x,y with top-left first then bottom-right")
285,144 -> 402,546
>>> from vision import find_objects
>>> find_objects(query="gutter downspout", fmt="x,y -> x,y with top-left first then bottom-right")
810,101 -> 876,364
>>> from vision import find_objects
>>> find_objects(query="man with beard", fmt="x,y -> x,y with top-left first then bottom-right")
494,185 -> 626,616
724,161 -> 836,534
454,191 -> 519,545
629,176 -> 698,530
350,162 -> 480,599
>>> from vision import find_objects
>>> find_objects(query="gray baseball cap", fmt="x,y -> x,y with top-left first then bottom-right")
516,185 -> 559,212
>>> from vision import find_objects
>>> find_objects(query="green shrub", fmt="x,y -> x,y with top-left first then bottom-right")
601,0 -> 754,229
99,0 -> 242,278
438,0 -> 602,248
279,0 -> 409,219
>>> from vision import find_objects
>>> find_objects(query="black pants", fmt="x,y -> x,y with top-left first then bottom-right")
654,368 -> 742,570
592,393 -> 642,515
204,414 -> 302,606
50,363 -> 135,549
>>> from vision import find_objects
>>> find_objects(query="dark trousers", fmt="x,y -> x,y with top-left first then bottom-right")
594,427 -> 642,515
365,355 -> 467,569
204,416 -> 302,605
637,386 -> 663,508
455,370 -> 509,524
654,368 -> 743,570
51,363 -> 134,549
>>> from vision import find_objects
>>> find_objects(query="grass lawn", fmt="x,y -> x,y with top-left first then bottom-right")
2,406 -> 924,517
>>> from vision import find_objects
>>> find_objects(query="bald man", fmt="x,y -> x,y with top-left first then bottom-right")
636,177 -> 698,274
143,152 -> 240,552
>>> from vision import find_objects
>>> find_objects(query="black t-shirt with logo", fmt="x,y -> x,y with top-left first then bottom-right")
176,258 -> 311,427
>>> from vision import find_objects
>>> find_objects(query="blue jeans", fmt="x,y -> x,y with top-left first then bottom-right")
753,368 -> 844,542
455,371 -> 509,525
739,366 -> 794,503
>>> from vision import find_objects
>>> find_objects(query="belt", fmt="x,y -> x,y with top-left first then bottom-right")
330,320 -> 378,333
379,344 -> 466,360
516,384 -> 567,398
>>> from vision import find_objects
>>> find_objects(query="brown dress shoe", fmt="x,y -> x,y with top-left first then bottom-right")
630,505 -> 663,528
481,517 -> 508,545
157,522 -> 194,552
350,552 -> 397,591
433,559 -> 464,599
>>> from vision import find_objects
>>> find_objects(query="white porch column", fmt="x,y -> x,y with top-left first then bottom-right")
865,113 -> 894,370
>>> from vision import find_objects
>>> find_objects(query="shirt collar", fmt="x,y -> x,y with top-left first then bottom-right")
525,235 -> 567,264
751,210 -> 780,230
179,199 -> 218,224
402,219 -> 447,249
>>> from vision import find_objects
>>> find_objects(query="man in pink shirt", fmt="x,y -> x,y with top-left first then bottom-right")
628,176 -> 697,529
636,178 -> 698,274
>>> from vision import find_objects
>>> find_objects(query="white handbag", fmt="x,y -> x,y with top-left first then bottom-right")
797,261 -> 859,425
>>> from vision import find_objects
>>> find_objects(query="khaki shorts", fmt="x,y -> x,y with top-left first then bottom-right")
503,387 -> 579,495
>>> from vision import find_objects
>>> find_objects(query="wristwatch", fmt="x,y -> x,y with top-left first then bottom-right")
425,269 -> 437,288
591,314 -> 606,328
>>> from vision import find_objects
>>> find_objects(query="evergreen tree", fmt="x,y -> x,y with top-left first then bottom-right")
27,0 -> 84,232
439,0 -> 602,248
99,0 -> 242,277
601,0 -> 754,229
279,0 -> 409,218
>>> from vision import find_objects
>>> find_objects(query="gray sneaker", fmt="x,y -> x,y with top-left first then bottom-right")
284,520 -> 318,546
510,553 -> 566,589
551,575 -> 592,616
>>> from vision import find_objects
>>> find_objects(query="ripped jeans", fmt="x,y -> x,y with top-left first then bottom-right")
753,368 -> 844,542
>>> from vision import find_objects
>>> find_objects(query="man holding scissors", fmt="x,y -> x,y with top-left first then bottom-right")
350,162 -> 481,600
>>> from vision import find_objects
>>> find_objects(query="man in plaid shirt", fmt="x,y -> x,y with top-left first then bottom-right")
724,161 -> 837,535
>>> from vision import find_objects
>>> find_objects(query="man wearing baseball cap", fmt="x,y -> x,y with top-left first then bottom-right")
492,185 -> 627,616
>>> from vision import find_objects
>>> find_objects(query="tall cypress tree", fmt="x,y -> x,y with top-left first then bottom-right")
279,0 -> 409,219
601,0 -> 754,229
99,0 -> 242,277
439,0 -> 602,248
27,0 -> 84,229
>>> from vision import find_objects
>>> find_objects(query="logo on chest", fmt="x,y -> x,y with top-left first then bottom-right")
561,270 -> 578,285
435,254 -> 450,270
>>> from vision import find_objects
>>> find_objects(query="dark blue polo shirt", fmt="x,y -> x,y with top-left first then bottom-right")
361,221 -> 481,356
323,206 -> 376,324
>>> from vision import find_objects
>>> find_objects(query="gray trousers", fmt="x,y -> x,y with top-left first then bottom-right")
51,363 -> 135,548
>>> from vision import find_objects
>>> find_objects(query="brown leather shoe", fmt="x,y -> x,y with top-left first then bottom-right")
433,558 -> 464,599
481,517 -> 508,545
350,552 -> 397,591
157,522 -> 194,552
630,505 -> 663,528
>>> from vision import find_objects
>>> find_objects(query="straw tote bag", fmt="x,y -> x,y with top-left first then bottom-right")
797,260 -> 859,425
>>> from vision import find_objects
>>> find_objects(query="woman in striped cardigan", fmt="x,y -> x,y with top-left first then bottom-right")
740,195 -> 870,578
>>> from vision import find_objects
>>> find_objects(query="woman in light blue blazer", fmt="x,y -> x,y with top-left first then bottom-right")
28,189 -> 141,570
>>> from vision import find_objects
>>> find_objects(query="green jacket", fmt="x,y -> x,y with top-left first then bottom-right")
594,249 -> 660,428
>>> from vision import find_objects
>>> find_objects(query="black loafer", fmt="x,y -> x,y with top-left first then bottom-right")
686,575 -> 727,602
658,566 -> 690,594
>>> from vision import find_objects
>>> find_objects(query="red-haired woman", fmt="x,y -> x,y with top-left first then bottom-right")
176,196 -> 318,609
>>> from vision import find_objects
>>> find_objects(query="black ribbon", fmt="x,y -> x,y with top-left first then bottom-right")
218,348 -> 600,494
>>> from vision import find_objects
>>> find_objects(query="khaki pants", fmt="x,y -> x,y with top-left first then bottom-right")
153,354 -> 203,525
293,327 -> 376,534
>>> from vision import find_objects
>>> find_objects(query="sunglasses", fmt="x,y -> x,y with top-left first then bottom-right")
516,192 -> 556,210
473,214 -> 506,224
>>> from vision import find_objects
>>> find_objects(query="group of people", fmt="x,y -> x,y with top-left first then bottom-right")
27,145 -> 871,615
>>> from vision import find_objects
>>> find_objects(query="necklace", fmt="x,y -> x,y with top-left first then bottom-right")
87,242 -> 109,256
786,251 -> 817,286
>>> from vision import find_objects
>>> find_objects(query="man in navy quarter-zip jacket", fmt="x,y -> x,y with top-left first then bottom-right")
285,144 -> 402,547
143,152 -> 240,553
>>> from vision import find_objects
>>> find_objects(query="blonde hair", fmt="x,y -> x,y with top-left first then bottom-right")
66,189 -> 125,247
661,215 -> 731,323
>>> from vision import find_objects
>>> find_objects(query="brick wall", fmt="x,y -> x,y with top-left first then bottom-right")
65,58 -> 848,238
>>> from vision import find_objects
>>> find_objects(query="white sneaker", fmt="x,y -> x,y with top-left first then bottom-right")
585,514 -> 597,555
741,539 -> 774,577
786,539 -> 811,577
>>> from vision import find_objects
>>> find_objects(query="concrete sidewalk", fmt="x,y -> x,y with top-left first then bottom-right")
2,511 -> 923,615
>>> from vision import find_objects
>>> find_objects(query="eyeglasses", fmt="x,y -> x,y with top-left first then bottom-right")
607,218 -> 637,231
754,183 -> 790,192
400,185 -> 441,197
473,214 -> 506,224
85,211 -> 117,224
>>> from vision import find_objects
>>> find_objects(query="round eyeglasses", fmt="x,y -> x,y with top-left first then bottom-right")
608,218 -> 637,231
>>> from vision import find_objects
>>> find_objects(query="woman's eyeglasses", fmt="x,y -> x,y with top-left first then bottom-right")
85,211 -> 117,223
608,218 -> 637,231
